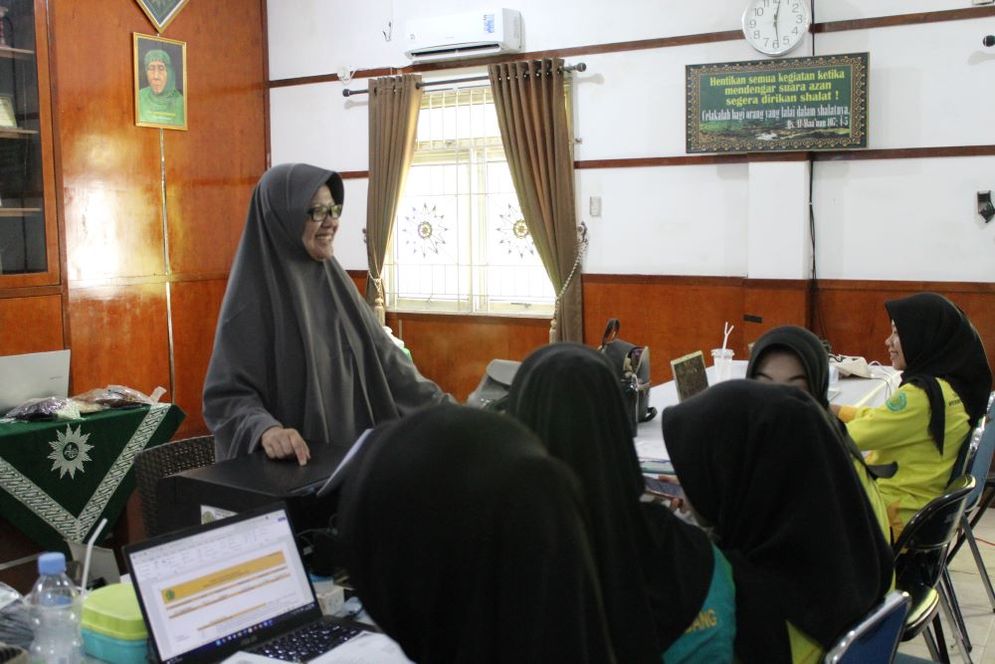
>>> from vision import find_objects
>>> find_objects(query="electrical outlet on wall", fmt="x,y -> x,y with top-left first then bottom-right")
589,196 -> 602,217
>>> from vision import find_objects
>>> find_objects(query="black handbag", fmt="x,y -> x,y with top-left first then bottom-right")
598,319 -> 656,430
466,359 -> 521,412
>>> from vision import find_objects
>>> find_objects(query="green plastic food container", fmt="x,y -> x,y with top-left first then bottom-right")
80,583 -> 148,664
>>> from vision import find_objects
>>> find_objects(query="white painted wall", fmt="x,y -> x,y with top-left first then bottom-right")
814,156 -> 995,280
578,164 -> 750,275
747,161 -> 812,280
268,1 -> 995,280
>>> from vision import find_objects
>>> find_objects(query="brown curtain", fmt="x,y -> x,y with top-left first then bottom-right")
488,58 -> 583,343
365,74 -> 423,324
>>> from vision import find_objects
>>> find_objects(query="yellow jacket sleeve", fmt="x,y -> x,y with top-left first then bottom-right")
838,385 -> 927,453
839,380 -> 970,535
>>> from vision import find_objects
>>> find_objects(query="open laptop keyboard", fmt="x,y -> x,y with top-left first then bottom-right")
250,621 -> 362,662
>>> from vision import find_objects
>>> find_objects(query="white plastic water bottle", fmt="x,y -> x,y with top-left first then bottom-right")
27,552 -> 83,664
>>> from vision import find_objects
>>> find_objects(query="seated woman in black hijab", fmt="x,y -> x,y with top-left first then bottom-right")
832,293 -> 991,537
203,163 -> 447,465
507,343 -> 734,664
746,325 -> 891,542
337,405 -> 616,664
662,380 -> 892,664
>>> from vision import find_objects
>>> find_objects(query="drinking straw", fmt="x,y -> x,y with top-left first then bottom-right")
722,321 -> 734,353
81,517 -> 108,595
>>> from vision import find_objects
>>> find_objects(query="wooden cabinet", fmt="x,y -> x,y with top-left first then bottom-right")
0,0 -> 57,286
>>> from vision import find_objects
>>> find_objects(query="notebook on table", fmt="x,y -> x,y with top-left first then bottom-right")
124,502 -> 410,663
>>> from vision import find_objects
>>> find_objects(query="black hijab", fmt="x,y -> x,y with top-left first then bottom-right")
337,405 -> 616,664
747,326 -> 831,408
746,325 -> 881,474
886,293 -> 992,452
203,163 -> 446,460
507,343 -> 714,661
661,381 -> 892,664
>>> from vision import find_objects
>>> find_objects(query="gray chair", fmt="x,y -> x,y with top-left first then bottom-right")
824,590 -> 910,664
134,435 -> 215,537
947,392 -> 995,606
942,393 -> 995,655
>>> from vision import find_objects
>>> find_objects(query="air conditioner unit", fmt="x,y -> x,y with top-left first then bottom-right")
404,8 -> 522,63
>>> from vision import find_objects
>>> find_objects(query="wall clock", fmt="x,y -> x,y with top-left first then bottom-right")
742,0 -> 811,56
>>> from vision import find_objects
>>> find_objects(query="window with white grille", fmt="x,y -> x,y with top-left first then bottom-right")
383,87 -> 554,316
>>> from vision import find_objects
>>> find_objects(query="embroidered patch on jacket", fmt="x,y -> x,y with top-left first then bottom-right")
886,392 -> 908,412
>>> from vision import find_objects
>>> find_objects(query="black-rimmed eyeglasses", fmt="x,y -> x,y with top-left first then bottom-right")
307,203 -> 343,223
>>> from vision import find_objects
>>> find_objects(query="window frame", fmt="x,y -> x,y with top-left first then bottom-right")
383,85 -> 554,318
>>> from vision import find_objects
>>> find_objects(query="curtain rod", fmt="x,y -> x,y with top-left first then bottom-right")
342,62 -> 587,97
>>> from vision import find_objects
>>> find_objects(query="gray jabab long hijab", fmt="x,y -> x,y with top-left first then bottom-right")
203,163 -> 447,461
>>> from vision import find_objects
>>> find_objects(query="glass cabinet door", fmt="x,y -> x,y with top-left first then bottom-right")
0,0 -> 54,282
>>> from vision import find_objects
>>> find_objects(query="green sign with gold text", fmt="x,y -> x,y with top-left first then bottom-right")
686,53 -> 868,153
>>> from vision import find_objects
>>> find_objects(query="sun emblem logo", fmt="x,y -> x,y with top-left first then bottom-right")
47,424 -> 93,479
496,204 -> 536,259
401,203 -> 449,258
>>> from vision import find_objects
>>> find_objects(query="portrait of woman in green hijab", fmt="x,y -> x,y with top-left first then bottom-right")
133,34 -> 187,129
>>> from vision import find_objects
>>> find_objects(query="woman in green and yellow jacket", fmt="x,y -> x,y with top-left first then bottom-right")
835,293 -> 991,538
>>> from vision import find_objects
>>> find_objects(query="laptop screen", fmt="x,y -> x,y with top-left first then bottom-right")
0,349 -> 70,413
125,504 -> 320,664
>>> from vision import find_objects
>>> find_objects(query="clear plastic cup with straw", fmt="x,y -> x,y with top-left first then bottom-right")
712,321 -> 735,383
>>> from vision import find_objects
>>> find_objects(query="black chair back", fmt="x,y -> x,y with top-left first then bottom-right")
948,427 -> 978,485
893,475 -> 975,609
134,435 -> 215,537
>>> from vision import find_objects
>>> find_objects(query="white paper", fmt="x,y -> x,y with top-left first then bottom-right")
310,632 -> 413,663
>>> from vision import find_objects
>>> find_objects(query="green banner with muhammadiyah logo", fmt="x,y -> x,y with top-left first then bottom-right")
686,52 -> 868,153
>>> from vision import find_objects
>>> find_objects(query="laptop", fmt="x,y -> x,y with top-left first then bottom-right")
124,503 -> 406,663
670,350 -> 709,402
156,431 -> 371,537
0,349 -> 71,413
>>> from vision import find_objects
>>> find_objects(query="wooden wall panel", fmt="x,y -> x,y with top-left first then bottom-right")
583,275 -> 747,384
339,273 -> 995,396
164,0 -> 267,277
349,270 -> 366,295
66,284 -> 170,399
743,281 -> 810,345
51,2 -> 165,283
346,271 -> 548,400
815,281 -> 995,375
0,294 -> 63,354
0,0 -> 268,569
392,314 -> 550,401
169,278 -> 227,437
49,0 -> 267,420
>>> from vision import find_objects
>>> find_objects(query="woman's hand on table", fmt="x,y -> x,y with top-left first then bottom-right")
260,426 -> 311,465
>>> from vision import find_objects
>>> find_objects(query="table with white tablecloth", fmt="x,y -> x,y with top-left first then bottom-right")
634,360 -> 901,461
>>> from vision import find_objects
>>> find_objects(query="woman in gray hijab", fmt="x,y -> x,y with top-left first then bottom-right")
203,163 -> 448,464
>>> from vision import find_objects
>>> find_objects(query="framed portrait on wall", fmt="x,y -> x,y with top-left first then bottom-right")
133,0 -> 190,33
133,33 -> 187,130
